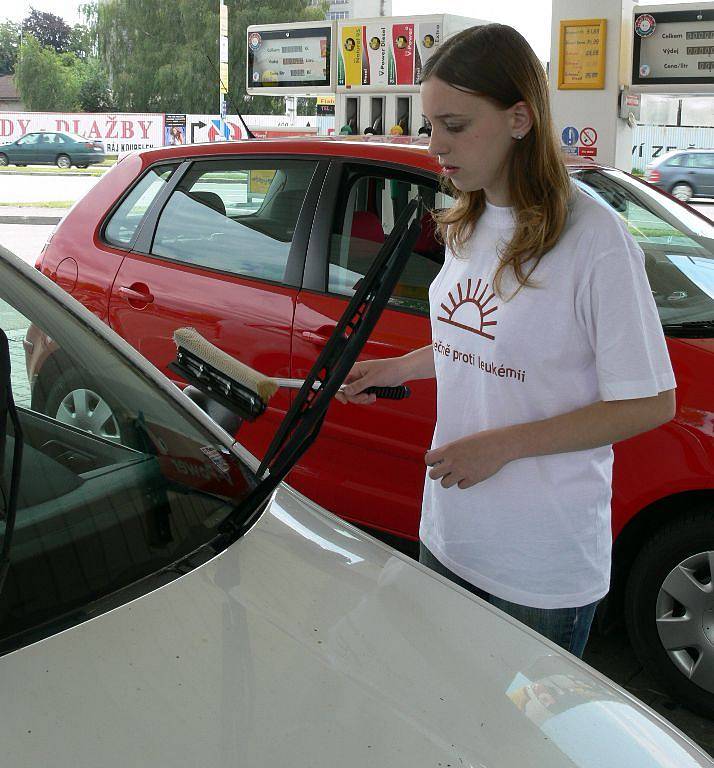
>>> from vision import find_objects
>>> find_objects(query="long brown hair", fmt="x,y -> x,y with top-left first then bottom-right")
421,24 -> 571,298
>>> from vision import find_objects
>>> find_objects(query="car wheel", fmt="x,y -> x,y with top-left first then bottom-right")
44,369 -> 126,443
670,183 -> 694,202
56,154 -> 72,169
625,510 -> 714,717
76,164 -> 88,169
0,153 -> 8,167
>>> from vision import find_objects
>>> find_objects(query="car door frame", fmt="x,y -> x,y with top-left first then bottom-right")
302,157 -> 442,294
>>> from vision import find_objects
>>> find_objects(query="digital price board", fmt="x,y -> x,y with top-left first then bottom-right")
247,24 -> 333,94
632,7 -> 714,87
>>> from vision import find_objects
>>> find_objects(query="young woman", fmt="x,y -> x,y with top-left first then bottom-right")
336,24 -> 676,658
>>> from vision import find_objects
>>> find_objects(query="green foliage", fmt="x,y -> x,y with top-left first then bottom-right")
78,58 -> 115,110
22,8 -> 72,53
0,21 -> 21,75
297,97 -> 317,117
15,35 -> 82,111
69,23 -> 96,59
14,34 -> 114,112
94,0 -> 327,115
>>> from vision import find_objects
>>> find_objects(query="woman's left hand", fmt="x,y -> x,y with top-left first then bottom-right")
425,430 -> 516,489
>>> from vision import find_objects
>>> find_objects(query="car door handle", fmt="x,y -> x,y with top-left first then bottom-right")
118,284 -> 154,305
301,327 -> 391,355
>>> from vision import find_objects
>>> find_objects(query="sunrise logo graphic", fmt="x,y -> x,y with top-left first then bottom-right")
437,278 -> 498,340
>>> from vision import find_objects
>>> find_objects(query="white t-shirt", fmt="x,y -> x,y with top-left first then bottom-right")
420,189 -> 676,609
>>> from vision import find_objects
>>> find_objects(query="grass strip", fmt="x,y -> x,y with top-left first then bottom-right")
0,200 -> 73,208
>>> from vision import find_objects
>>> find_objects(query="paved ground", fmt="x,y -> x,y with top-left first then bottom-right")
0,173 -> 100,204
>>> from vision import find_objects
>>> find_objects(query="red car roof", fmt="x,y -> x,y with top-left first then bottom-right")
133,135 -> 604,175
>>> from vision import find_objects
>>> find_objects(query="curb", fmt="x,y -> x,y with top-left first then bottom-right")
0,171 -> 104,178
0,214 -> 62,225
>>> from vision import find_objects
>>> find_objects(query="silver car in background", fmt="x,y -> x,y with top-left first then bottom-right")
646,149 -> 714,202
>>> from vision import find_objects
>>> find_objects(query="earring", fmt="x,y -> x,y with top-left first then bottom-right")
515,134 -> 523,140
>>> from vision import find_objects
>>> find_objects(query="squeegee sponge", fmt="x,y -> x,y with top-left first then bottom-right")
173,327 -> 279,403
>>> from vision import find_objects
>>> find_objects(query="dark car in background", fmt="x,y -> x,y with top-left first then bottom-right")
647,149 -> 714,202
0,131 -> 106,169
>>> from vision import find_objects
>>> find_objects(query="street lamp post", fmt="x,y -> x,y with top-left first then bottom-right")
219,0 -> 228,140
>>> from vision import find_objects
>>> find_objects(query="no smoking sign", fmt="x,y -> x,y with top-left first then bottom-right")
578,126 -> 598,157
580,127 -> 597,146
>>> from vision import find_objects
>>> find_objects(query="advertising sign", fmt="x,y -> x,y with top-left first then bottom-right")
632,7 -> 714,86
316,95 -> 336,115
249,169 -> 277,194
390,23 -> 415,85
165,114 -> 186,145
363,23 -> 389,86
415,21 -> 441,83
558,18 -> 607,89
185,115 -> 318,143
0,112 -> 163,153
338,25 -> 363,86
247,24 -> 331,91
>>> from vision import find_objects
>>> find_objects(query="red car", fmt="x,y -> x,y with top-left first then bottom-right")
34,137 -> 714,715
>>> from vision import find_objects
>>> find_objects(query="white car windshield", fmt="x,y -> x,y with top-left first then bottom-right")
0,255 -> 257,653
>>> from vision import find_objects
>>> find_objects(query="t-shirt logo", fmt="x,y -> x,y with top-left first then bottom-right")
438,278 -> 498,340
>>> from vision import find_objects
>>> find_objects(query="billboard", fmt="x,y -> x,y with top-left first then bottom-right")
632,6 -> 714,87
0,112 -> 164,153
337,18 -> 442,90
247,23 -> 332,93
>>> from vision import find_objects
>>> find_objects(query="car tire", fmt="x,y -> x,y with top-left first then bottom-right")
44,369 -> 132,445
76,164 -> 88,169
670,183 -> 694,202
0,153 -> 8,167
625,509 -> 714,718
56,154 -> 72,169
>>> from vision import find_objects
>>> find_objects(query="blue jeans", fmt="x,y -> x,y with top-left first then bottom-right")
419,542 -> 599,658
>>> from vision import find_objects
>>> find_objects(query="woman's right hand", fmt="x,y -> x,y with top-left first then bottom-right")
335,357 -> 405,405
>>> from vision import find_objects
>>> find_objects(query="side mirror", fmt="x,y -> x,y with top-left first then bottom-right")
182,385 -> 242,435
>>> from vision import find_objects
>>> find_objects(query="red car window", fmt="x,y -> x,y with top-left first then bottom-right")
151,159 -> 318,283
327,173 -> 451,315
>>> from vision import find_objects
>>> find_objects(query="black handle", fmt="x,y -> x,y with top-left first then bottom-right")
364,385 -> 411,400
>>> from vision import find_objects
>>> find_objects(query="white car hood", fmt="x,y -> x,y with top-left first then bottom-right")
0,484 -> 710,768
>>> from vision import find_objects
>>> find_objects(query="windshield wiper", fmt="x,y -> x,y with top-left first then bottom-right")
0,329 -> 24,596
662,320 -> 714,338
222,196 -> 424,536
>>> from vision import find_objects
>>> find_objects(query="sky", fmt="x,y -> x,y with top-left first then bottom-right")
1,0 -> 707,62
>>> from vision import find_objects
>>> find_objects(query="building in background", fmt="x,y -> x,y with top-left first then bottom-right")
0,76 -> 24,112
308,0 -> 392,21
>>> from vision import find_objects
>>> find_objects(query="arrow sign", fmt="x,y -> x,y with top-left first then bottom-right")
190,120 -> 206,143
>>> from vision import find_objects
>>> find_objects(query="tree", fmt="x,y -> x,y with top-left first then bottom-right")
14,35 -> 82,111
22,8 -> 72,53
78,58 -> 114,110
69,23 -> 95,59
94,0 -> 327,115
0,21 -> 21,75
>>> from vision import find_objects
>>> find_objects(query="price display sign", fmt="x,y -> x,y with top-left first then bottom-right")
632,7 -> 714,86
558,19 -> 607,90
247,25 -> 332,93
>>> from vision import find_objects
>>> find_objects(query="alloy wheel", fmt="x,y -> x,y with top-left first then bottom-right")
54,387 -> 122,442
656,550 -> 714,693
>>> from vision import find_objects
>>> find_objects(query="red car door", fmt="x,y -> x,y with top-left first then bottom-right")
290,162 -> 449,539
108,156 -> 324,461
